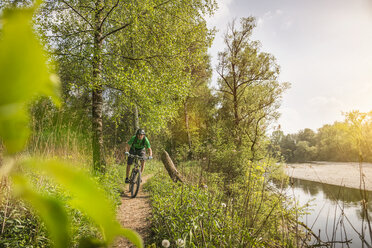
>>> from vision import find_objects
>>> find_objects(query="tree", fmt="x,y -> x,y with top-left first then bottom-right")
38,0 -> 216,171
297,128 -> 316,146
344,111 -> 372,162
316,122 -> 355,161
216,17 -> 289,157
293,141 -> 316,162
279,134 -> 297,162
268,128 -> 285,159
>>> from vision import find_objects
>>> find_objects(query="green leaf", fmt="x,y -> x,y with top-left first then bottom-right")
78,237 -> 105,248
26,158 -> 143,247
119,228 -> 144,248
0,104 -> 29,154
0,3 -> 60,154
11,175 -> 70,248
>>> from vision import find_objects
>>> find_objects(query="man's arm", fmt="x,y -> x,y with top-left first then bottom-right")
144,137 -> 152,157
126,136 -> 135,153
125,143 -> 130,153
147,147 -> 152,157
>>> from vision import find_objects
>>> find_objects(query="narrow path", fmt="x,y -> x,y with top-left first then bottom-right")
113,175 -> 152,248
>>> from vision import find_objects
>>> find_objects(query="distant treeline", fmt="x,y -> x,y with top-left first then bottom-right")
270,111 -> 372,163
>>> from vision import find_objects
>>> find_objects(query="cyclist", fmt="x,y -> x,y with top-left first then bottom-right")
124,129 -> 152,183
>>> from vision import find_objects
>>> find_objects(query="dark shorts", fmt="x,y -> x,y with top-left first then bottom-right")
127,148 -> 146,165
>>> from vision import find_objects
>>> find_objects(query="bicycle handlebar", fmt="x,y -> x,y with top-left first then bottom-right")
126,154 -> 151,160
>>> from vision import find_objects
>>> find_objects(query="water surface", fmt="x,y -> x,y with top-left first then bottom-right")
286,178 -> 372,247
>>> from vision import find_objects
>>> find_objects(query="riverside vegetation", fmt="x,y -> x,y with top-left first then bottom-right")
0,0 -> 350,247
270,111 -> 372,163
144,160 -> 303,247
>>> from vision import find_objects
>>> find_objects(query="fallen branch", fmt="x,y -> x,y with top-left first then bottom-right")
160,150 -> 184,183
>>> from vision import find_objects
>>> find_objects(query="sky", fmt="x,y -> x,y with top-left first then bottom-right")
206,0 -> 372,134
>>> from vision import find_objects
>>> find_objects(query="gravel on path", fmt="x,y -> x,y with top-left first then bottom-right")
113,175 -> 152,248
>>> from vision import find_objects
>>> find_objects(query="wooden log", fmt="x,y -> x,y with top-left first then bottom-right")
160,150 -> 184,183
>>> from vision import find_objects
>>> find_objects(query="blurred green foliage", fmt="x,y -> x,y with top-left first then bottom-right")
0,2 -> 142,247
0,164 -> 126,247
12,175 -> 70,248
0,2 -> 58,154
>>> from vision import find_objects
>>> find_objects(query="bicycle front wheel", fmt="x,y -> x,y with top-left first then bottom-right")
130,169 -> 141,198
129,171 -> 134,193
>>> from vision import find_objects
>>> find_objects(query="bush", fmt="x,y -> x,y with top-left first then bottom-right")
145,173 -> 228,247
144,161 -> 301,247
0,163 -> 123,247
0,190 -> 49,247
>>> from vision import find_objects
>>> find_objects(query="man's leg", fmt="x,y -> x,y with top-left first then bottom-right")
141,160 -> 145,173
140,149 -> 146,173
126,164 -> 131,179
126,152 -> 134,183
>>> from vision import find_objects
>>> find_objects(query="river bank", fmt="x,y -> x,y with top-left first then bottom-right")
284,161 -> 372,191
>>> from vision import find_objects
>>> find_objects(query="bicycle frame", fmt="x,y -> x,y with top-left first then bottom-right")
128,154 -> 147,173
127,154 -> 148,198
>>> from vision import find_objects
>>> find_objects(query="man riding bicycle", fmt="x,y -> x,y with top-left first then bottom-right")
124,129 -> 152,183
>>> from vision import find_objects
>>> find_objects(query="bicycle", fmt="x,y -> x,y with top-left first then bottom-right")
127,154 -> 149,198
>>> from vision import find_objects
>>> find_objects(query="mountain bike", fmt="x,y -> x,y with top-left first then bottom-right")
127,154 -> 148,198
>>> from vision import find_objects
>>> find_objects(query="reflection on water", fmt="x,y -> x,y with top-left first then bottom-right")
284,178 -> 372,248
291,178 -> 372,212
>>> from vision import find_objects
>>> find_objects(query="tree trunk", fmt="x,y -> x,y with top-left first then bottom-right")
233,90 -> 239,127
92,0 -> 105,172
233,90 -> 242,146
92,88 -> 104,171
0,140 -> 3,167
184,100 -> 192,159
133,105 -> 139,131
161,150 -> 184,183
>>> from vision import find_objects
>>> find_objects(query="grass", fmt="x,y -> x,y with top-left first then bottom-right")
143,159 -> 302,247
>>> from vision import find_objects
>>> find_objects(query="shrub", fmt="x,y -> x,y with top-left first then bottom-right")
144,161 -> 301,247
0,163 -> 124,247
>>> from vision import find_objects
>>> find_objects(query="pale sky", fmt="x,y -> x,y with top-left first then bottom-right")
206,0 -> 372,134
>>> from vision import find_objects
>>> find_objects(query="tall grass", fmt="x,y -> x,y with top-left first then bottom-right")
144,160 -> 303,247
28,98 -> 91,164
0,99 -> 126,247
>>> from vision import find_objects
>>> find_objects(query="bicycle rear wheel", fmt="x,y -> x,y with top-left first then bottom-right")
130,169 -> 141,198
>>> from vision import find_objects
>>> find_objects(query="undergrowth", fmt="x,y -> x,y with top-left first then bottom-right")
0,161 -> 124,247
144,160 -> 302,248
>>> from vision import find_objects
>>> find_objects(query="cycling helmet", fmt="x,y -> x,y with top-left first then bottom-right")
136,129 -> 145,135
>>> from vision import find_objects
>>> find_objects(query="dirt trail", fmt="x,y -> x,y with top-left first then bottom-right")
113,175 -> 152,248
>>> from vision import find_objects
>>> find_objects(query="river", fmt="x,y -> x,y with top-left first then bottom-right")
286,178 -> 372,247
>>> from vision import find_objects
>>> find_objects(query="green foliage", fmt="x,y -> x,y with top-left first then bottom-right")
0,3 -> 142,247
216,17 -> 289,157
28,97 -> 92,158
0,2 -> 59,154
0,164 -> 125,247
3,157 -> 142,248
24,158 -> 140,246
162,53 -> 217,160
0,188 -> 51,247
345,110 -> 372,161
145,161 -> 301,247
12,175 -> 70,248
271,112 -> 372,163
38,0 -> 217,135
145,172 -> 228,247
293,141 -> 316,163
